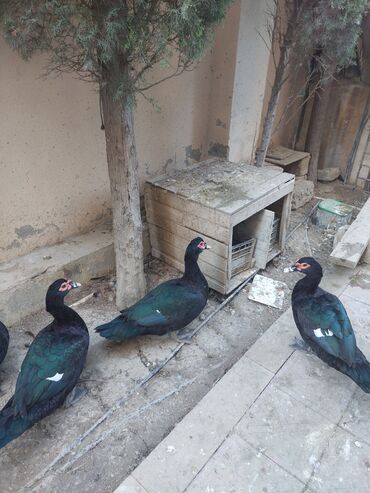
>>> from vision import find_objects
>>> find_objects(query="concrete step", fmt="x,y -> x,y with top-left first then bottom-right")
0,225 -> 115,326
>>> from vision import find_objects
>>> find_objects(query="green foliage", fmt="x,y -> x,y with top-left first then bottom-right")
0,0 -> 232,104
297,0 -> 370,72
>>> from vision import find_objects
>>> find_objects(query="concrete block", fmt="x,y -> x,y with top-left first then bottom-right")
286,158 -> 309,176
291,180 -> 314,210
333,225 -> 350,248
317,167 -> 340,182
186,433 -> 304,493
131,357 -> 273,493
330,197 -> 370,268
0,226 -> 115,326
235,385 -> 336,483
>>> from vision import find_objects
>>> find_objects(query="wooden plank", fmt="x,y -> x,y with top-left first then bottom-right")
145,198 -> 230,244
152,248 -> 227,294
231,179 -> 295,226
266,145 -> 310,166
149,224 -> 227,269
279,191 -> 293,248
146,206 -> 229,257
146,160 -> 290,216
246,210 -> 275,269
330,198 -> 370,268
145,184 -> 230,227
149,230 -> 228,284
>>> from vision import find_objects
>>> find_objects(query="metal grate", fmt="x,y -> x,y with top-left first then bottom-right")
231,238 -> 256,277
269,217 -> 280,252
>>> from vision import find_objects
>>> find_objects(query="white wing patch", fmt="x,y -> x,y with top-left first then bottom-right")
314,328 -> 333,338
46,372 -> 64,382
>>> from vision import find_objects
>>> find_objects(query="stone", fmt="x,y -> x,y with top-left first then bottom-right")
317,167 -> 341,182
333,225 -> 350,248
330,197 -> 370,268
291,180 -> 314,210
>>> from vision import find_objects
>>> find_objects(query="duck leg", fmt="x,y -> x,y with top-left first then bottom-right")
63,384 -> 87,408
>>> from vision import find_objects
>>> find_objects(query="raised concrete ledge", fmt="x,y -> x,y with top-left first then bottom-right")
0,226 -> 114,326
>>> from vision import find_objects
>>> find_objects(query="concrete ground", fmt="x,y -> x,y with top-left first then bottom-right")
0,181 -> 368,493
117,263 -> 370,493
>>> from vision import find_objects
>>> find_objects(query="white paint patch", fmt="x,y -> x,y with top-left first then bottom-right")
46,372 -> 64,382
314,328 -> 333,338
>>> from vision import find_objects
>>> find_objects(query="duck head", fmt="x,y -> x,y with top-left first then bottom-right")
185,237 -> 211,260
46,278 -> 82,303
285,257 -> 323,278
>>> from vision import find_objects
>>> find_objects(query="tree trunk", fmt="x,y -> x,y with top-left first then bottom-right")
101,84 -> 146,308
306,75 -> 332,183
254,40 -> 290,167
254,2 -> 298,167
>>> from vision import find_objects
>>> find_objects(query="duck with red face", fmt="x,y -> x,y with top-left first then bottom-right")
287,256 -> 370,393
96,237 -> 210,342
0,278 -> 89,448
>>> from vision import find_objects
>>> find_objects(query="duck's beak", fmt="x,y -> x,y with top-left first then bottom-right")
205,244 -> 211,250
70,281 -> 82,289
284,265 -> 297,273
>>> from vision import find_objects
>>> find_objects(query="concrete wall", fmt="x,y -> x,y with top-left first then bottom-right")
228,0 -> 274,163
0,3 -> 239,263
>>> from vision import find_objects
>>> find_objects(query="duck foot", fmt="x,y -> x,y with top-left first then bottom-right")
64,384 -> 87,408
290,337 -> 309,352
176,330 -> 194,344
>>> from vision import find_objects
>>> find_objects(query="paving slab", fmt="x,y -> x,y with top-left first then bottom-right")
309,426 -> 370,492
234,385 -> 336,484
185,433 -> 305,493
245,308 -> 296,373
130,356 -> 274,493
340,386 -> 370,446
273,350 -> 357,422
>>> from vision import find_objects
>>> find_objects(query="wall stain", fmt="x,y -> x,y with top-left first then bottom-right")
185,145 -> 202,164
15,225 -> 44,239
216,118 -> 226,129
208,142 -> 229,159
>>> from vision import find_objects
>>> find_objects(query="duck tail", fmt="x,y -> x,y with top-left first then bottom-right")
341,349 -> 370,394
0,399 -> 31,449
95,315 -> 139,342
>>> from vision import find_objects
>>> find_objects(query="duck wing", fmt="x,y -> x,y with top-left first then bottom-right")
122,279 -> 206,330
295,290 -> 356,366
12,324 -> 88,418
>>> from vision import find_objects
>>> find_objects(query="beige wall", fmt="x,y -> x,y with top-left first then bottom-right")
0,5 -> 238,263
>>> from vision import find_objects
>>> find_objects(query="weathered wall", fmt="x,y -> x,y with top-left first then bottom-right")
318,78 -> 370,177
228,0 -> 274,163
0,3 -> 239,263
